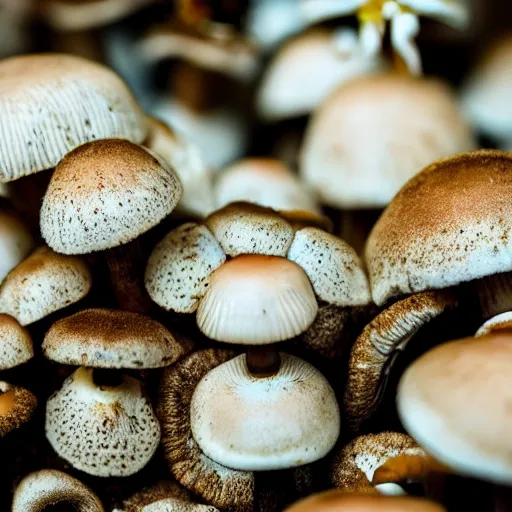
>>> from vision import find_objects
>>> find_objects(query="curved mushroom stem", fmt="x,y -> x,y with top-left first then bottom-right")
246,345 -> 281,378
475,271 -> 512,320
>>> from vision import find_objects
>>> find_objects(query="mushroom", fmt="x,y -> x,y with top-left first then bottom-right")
0,246 -> 91,326
142,500 -> 218,512
214,158 -> 320,215
475,311 -> 512,337
40,138 -> 182,313
0,314 -> 33,370
397,331 -> 512,484
0,381 -> 36,439
43,308 -> 187,477
12,469 -> 104,512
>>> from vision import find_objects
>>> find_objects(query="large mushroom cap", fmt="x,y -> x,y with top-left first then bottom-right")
0,54 -> 146,182
0,381 -> 36,437
43,308 -> 185,369
0,314 -> 33,370
366,150 -> 512,306
12,469 -> 104,512
191,353 -> 339,471
46,367 -> 160,477
40,139 -> 183,254
398,331 -> 512,484
300,73 -> 475,210
197,255 -> 318,344
0,246 -> 91,325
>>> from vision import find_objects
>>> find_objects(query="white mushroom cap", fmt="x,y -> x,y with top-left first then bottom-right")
145,223 -> 226,314
145,116 -> 215,218
0,54 -> 146,182
191,353 -> 340,471
0,314 -> 33,370
204,202 -> 295,258
476,311 -> 512,337
197,255 -> 318,344
257,28 -> 384,122
288,227 -> 370,307
300,73 -> 476,209
143,499 -> 219,512
12,469 -> 104,512
40,139 -> 183,254
46,367 -> 161,477
215,158 -> 320,214
0,247 -> 91,326
0,210 -> 34,284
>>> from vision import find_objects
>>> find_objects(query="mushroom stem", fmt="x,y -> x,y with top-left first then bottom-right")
92,368 -> 124,388
246,346 -> 281,377
475,271 -> 512,320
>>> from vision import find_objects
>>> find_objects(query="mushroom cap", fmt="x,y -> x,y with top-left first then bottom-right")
12,469 -> 104,512
0,381 -> 36,437
43,308 -> 185,369
0,314 -> 33,370
143,500 -> 218,512
197,255 -> 318,344
288,227 -> 370,307
215,158 -> 320,214
0,246 -> 91,325
191,353 -> 339,471
365,150 -> 512,306
397,332 -> 512,484
204,202 -> 295,258
285,490 -> 446,512
0,210 -> 34,284
344,291 -> 456,431
46,367 -> 160,477
145,116 -> 215,218
476,311 -> 512,337
257,28 -> 384,122
40,139 -> 183,254
300,73 -> 476,209
145,223 -> 226,314
0,54 -> 146,182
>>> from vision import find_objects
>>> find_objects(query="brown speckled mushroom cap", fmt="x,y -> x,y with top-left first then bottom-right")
204,202 -> 295,258
366,150 -> 512,306
46,366 -> 160,477
0,246 -> 91,326
142,500 -> 219,512
398,332 -> 512,484
300,73 -> 476,210
0,314 -> 33,370
145,223 -> 226,314
0,381 -> 37,437
0,54 -> 146,182
197,255 -> 318,344
12,469 -> 104,512
476,311 -> 512,337
190,353 -> 340,471
43,308 -> 185,369
40,139 -> 182,254
344,291 -> 456,431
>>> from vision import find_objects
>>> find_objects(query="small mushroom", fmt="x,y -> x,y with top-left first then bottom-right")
0,246 -> 91,326
475,311 -> 512,337
0,314 -> 33,370
12,469 -> 104,512
0,381 -> 36,438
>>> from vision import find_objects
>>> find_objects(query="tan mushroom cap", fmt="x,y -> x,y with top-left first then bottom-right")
0,54 -> 146,182
288,227 -> 370,307
204,202 -> 295,258
366,150 -> 512,306
475,311 -> 512,337
145,223 -> 226,314
0,210 -> 34,284
300,73 -> 476,210
191,353 -> 340,471
197,255 -> 318,344
41,139 -> 182,254
142,500 -> 218,512
12,469 -> 104,512
285,490 -> 446,512
0,314 -> 33,370
158,349 -> 254,511
344,291 -> 456,431
43,308 -> 185,369
215,158 -> 320,214
0,247 -> 91,326
0,381 -> 37,437
145,116 -> 215,218
398,332 -> 512,484
46,367 -> 160,477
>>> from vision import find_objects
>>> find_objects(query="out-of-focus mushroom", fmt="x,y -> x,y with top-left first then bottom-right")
0,315 -> 33,370
40,139 -> 182,313
0,381 -> 36,438
12,469 -> 104,512
0,0 -> 33,58
0,247 -> 91,326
